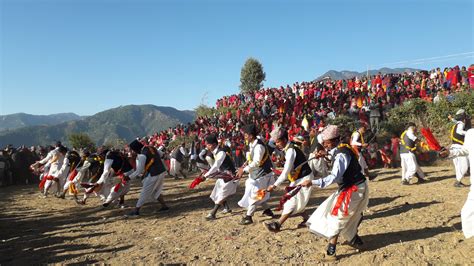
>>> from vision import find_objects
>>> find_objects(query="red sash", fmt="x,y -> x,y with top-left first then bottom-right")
39,175 -> 47,190
38,175 -> 55,190
331,185 -> 358,216
68,169 -> 78,181
113,171 -> 126,193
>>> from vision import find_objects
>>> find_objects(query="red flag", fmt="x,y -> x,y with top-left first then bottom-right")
420,128 -> 441,151
378,149 -> 391,164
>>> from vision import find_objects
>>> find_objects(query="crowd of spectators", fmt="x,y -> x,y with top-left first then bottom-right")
142,65 -> 474,166
0,145 -> 45,186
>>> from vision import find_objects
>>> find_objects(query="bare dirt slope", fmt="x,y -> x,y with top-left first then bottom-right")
1,165 -> 473,265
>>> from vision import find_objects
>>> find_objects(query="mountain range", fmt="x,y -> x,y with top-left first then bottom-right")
0,105 -> 195,147
0,113 -> 84,132
315,67 -> 422,81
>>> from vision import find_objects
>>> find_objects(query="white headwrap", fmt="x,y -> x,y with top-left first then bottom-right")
320,125 -> 340,141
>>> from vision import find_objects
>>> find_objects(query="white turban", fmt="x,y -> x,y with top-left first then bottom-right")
456,109 -> 465,115
320,125 -> 340,141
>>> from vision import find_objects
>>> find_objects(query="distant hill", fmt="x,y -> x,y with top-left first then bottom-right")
0,113 -> 83,132
315,67 -> 422,81
0,105 -> 195,147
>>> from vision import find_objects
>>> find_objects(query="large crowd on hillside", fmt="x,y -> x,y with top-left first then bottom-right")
141,65 -> 474,170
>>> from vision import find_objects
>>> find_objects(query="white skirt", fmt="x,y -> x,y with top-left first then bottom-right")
307,181 -> 369,241
462,190 -> 474,238
282,175 -> 313,215
136,172 -> 166,208
238,173 -> 275,209
210,178 -> 238,204
451,144 -> 469,182
105,181 -> 131,204
97,175 -> 120,201
170,158 -> 181,176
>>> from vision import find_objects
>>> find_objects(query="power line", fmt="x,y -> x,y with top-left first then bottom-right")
408,55 -> 474,65
370,52 -> 474,68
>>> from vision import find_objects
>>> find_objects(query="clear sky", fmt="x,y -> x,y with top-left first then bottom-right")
1,0 -> 473,116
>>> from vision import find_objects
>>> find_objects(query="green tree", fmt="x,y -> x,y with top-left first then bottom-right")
194,104 -> 216,118
240,57 -> 266,93
68,133 -> 96,151
104,138 -> 127,150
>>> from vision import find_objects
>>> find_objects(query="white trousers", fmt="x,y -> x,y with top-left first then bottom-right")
210,179 -> 238,204
453,156 -> 469,182
105,181 -> 130,204
400,152 -> 425,181
451,145 -> 469,182
136,172 -> 166,208
170,159 -> 181,176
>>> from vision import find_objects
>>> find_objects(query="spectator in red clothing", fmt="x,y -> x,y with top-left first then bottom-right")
468,64 -> 474,89
390,133 -> 400,168
446,67 -> 454,88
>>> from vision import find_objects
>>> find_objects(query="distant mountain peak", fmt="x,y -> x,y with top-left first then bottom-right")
315,67 -> 422,81
0,112 -> 83,132
0,105 -> 195,147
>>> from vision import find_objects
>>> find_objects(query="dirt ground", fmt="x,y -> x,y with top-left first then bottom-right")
1,163 -> 473,265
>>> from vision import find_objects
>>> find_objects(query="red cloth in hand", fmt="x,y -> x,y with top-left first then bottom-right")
189,176 -> 205,189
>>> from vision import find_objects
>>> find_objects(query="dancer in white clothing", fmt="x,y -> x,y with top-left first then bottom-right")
449,109 -> 470,187
441,115 -> 474,239
236,124 -> 275,225
127,139 -> 169,216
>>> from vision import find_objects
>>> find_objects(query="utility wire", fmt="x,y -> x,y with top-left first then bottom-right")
370,52 -> 474,68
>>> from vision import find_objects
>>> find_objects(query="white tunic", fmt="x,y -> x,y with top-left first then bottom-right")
308,182 -> 368,240
281,175 -> 313,215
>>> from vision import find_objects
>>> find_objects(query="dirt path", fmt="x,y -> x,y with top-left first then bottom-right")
1,164 -> 473,264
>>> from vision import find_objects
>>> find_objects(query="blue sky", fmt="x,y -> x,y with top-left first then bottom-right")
1,0 -> 473,116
